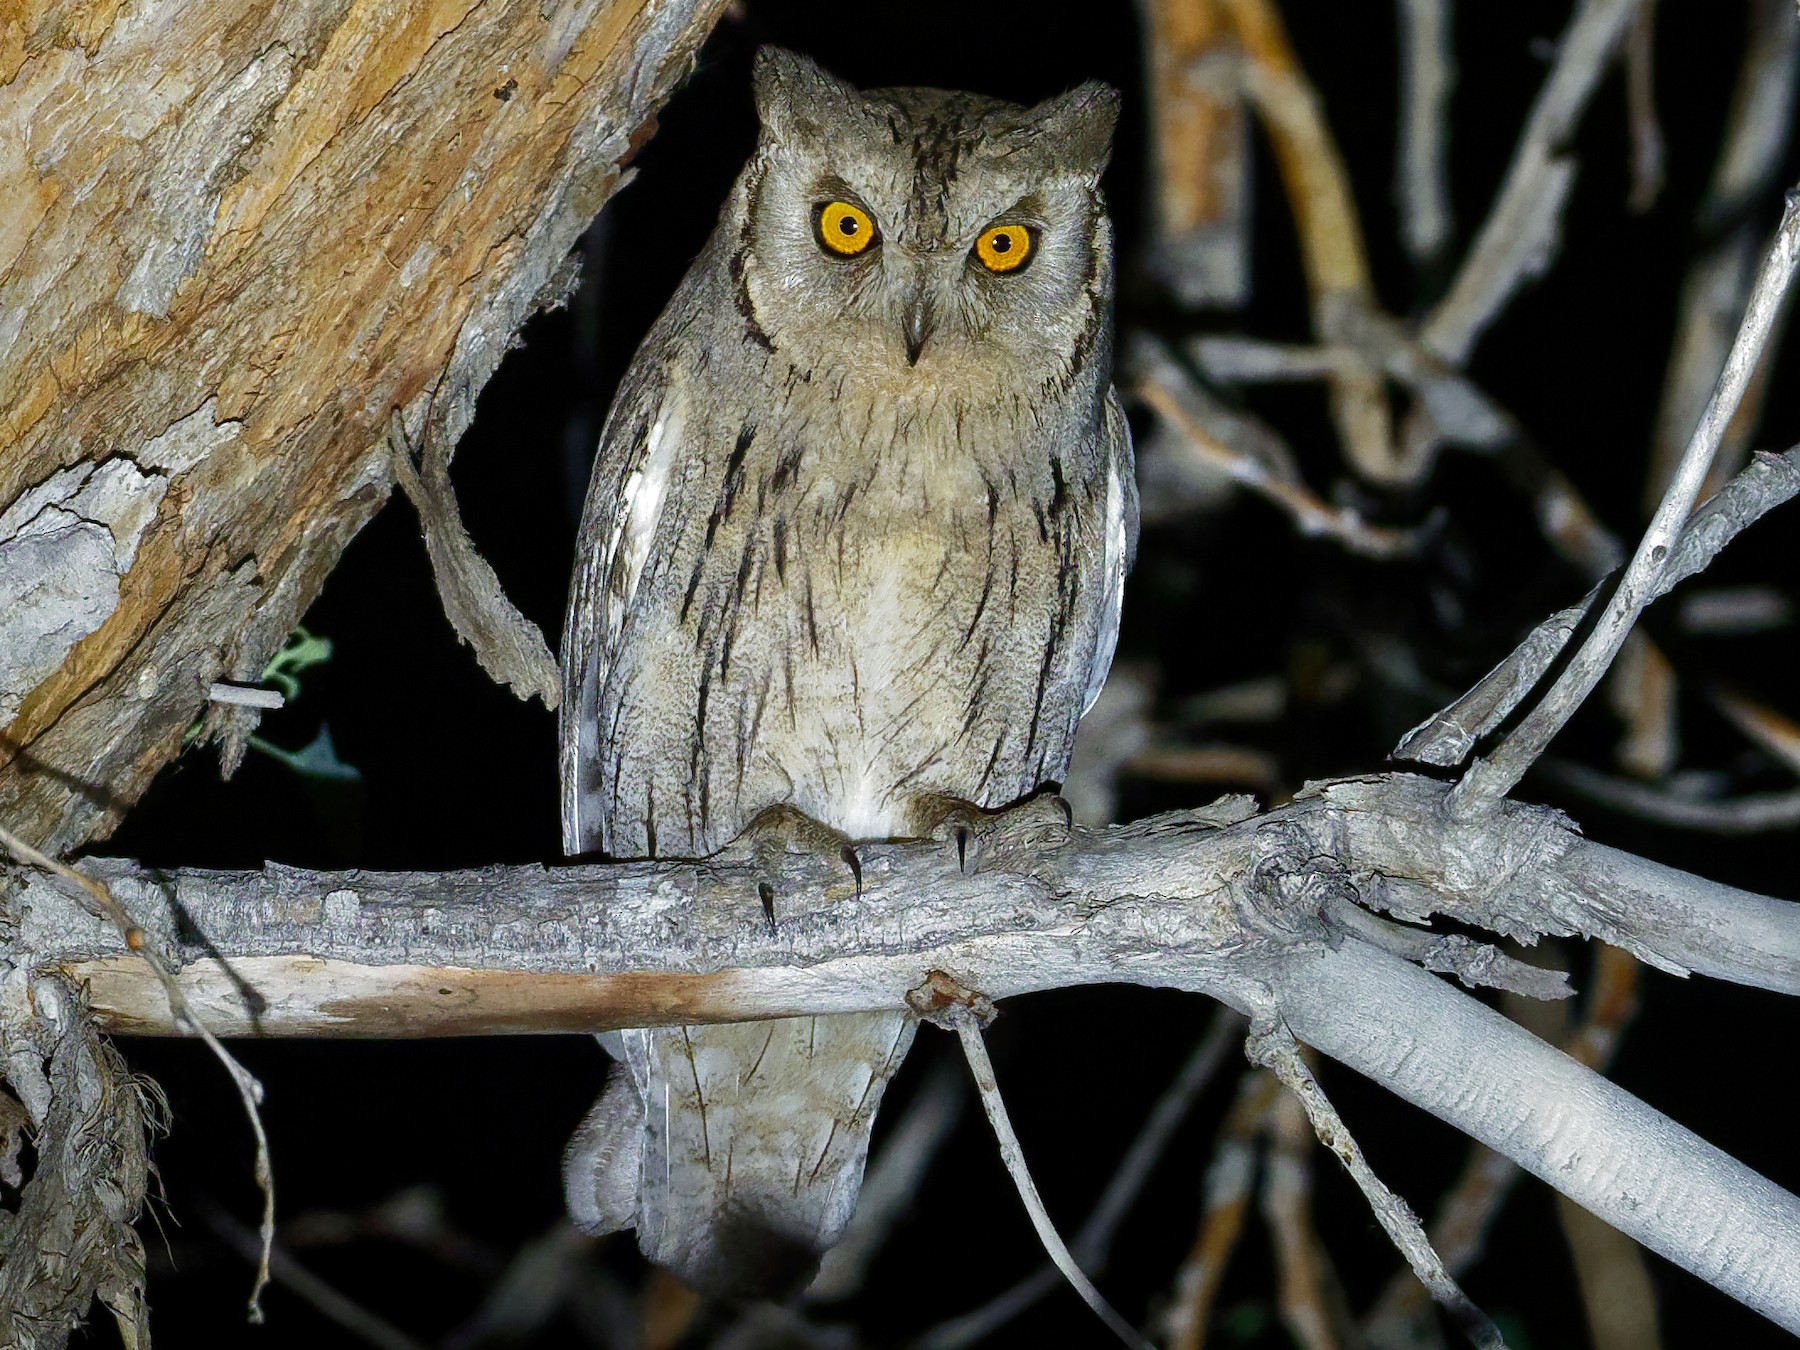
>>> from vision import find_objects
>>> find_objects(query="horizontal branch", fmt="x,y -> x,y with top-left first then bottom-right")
10,773 -> 1800,1331
8,775 -> 1796,1039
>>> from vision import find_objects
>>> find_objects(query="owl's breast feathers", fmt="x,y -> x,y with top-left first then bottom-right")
575,343 -> 1130,856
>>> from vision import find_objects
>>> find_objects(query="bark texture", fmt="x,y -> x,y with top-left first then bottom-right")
0,0 -> 729,854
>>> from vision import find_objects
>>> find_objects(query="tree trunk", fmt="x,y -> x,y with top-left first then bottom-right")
0,0 -> 729,853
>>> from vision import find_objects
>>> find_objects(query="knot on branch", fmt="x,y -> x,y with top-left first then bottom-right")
1243,818 -> 1355,942
907,969 -> 997,1030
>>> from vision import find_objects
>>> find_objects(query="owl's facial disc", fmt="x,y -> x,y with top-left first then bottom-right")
742,53 -> 1119,383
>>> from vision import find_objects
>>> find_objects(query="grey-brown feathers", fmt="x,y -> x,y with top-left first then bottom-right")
558,47 -> 1135,1295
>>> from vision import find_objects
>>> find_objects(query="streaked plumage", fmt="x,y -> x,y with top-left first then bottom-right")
559,47 -> 1136,1295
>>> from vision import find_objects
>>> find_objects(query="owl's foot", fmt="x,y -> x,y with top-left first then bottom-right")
906,790 -> 1073,874
714,804 -> 862,932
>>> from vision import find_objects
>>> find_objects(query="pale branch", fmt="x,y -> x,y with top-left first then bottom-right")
10,775 -> 1800,1329
7,776 -> 1792,1037
1396,444 -> 1800,768
0,818 -> 277,1319
1452,186 -> 1800,810
388,403 -> 561,710
1157,1068 -> 1279,1350
1248,1018 -> 1503,1349
1621,1 -> 1666,215
1394,0 -> 1455,265
915,1009 -> 1243,1350
1132,341 -> 1422,558
1279,939 -> 1800,1336
1422,0 -> 1646,367
950,1013 -> 1152,1350
1541,761 -> 1800,834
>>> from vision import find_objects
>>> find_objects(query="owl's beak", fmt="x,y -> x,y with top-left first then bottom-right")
902,289 -> 936,366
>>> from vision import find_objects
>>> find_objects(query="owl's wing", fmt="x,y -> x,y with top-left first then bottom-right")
1081,390 -> 1139,716
560,354 -> 689,855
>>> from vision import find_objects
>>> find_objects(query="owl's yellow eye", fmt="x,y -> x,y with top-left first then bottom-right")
974,224 -> 1032,273
818,201 -> 877,256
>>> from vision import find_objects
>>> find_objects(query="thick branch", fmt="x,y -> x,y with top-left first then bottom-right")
11,776 -> 1798,1035
10,774 -> 1800,1332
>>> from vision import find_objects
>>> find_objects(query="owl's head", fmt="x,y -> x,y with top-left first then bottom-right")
734,48 -> 1120,385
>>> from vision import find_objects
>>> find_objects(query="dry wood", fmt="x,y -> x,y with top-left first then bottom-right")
0,0 -> 730,855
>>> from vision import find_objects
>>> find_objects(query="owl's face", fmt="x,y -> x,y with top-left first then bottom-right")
736,50 -> 1119,388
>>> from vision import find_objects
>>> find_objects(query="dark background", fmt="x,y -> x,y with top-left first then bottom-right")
106,1 -> 1800,1346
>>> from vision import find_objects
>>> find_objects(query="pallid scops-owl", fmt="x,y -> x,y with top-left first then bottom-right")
559,46 -> 1137,1296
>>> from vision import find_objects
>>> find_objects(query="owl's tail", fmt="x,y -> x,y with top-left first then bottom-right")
564,1011 -> 919,1297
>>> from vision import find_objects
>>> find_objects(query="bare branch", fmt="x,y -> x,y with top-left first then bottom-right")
204,1203 -> 428,1350
1365,945 -> 1641,1347
1703,0 -> 1800,227
11,774 -> 1800,1331
914,1009 -> 1242,1349
1394,0 -> 1456,264
389,408 -> 562,709
1215,0 -> 1399,480
1262,1088 -> 1344,1350
0,820 -> 276,1319
1453,191 -> 1800,811
950,1012 -> 1152,1350
1134,357 -> 1421,558
1540,761 -> 1800,834
1398,446 -> 1800,769
1140,0 -> 1252,307
1423,0 -> 1647,366
1711,687 -> 1800,777
1250,1018 -> 1505,1349
1622,1 -> 1665,214
1158,1069 -> 1279,1350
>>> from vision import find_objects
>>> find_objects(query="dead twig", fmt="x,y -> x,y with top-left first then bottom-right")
1394,0 -> 1455,264
1158,1069 -> 1281,1350
1216,0 -> 1400,481
1622,0 -> 1665,214
203,1202 -> 426,1350
914,1009 -> 1243,1349
387,402 -> 561,709
1453,189 -> 1800,812
949,1011 -> 1153,1350
1262,1089 -> 1342,1350
0,820 -> 277,1321
1541,761 -> 1800,834
1135,371 -> 1421,558
1397,446 -> 1800,768
1248,1017 -> 1505,1350
1423,0 -> 1647,366
1140,0 -> 1252,307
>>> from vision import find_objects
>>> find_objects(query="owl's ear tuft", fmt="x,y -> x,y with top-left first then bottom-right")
1018,81 -> 1120,177
752,47 -> 862,142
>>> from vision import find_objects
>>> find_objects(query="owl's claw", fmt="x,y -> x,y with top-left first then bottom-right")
908,790 -> 1073,875
714,805 -> 863,934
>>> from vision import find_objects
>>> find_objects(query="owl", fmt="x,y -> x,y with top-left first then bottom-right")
559,47 -> 1136,1296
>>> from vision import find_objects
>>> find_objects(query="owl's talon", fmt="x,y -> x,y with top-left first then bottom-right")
714,805 -> 863,931
909,790 -> 1073,875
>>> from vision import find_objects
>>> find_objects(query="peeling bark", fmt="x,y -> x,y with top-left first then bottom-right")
0,0 -> 730,853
